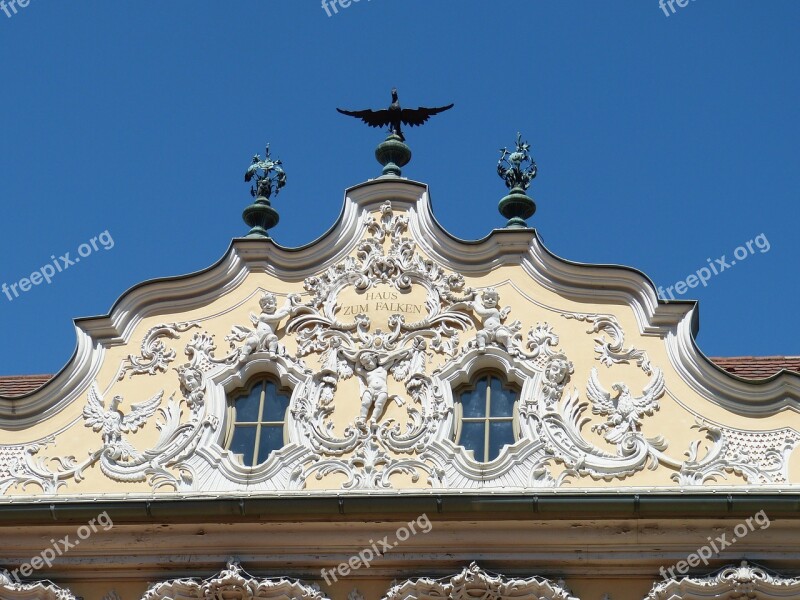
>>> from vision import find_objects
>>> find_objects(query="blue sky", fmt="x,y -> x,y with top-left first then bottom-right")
0,1 -> 798,376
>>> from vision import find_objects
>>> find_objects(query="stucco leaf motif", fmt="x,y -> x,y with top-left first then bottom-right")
119,321 -> 199,380
562,313 -> 652,374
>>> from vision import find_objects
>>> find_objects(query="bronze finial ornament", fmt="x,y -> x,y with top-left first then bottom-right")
497,133 -> 537,192
242,144 -> 286,239
497,133 -> 538,228
337,88 -> 454,143
244,144 -> 286,199
337,88 -> 453,177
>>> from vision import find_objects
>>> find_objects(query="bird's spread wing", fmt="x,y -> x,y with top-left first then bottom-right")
82,383 -> 107,431
587,368 -> 614,415
635,368 -> 665,412
336,108 -> 393,128
121,390 -> 164,433
401,103 -> 454,127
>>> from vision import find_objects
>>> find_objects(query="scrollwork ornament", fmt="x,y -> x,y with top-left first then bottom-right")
646,561 -> 800,600
119,321 -> 199,380
383,562 -> 578,600
562,312 -> 652,374
0,572 -> 77,600
143,560 -> 328,600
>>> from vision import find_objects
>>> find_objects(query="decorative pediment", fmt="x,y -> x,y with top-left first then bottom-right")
142,560 -> 328,600
646,561 -> 800,599
382,562 -> 578,600
1,178 -> 799,496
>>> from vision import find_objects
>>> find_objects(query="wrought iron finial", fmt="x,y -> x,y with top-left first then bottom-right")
497,133 -> 537,228
337,88 -> 454,176
242,144 -> 285,238
498,133 -> 537,191
244,144 -> 286,199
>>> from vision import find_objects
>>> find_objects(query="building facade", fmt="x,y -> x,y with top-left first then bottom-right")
0,144 -> 799,600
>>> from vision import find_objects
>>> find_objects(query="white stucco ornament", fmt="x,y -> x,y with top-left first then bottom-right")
0,189 -> 798,495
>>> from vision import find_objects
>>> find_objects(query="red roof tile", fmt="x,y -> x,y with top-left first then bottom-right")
0,374 -> 53,397
709,356 -> 800,380
0,357 -> 799,397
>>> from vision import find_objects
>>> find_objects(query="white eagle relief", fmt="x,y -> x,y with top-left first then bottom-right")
587,367 -> 665,443
83,383 -> 163,461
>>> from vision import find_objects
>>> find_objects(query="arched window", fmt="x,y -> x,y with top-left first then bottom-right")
454,372 -> 519,462
226,378 -> 290,466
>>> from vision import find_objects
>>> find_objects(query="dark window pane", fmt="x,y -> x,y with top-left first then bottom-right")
488,420 -> 515,461
460,421 -> 486,462
263,382 -> 290,421
489,377 -> 517,417
235,383 -> 263,422
230,425 -> 257,466
257,425 -> 285,463
461,378 -> 488,418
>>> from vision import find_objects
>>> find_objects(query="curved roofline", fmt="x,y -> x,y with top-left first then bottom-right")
1,176 -> 798,424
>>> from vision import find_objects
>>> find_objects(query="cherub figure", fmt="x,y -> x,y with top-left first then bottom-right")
355,349 -> 410,424
230,292 -> 298,361
541,354 -> 574,405
471,289 -> 521,353
177,364 -> 205,409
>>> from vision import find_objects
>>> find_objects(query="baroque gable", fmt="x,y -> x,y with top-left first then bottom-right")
1,178 -> 800,497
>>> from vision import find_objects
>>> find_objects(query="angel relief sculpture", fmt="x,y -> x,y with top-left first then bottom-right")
354,350 -> 409,423
469,288 -> 522,354
227,292 -> 301,361
315,335 -> 429,424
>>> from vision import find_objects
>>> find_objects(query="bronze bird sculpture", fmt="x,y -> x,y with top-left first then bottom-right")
337,88 -> 454,142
